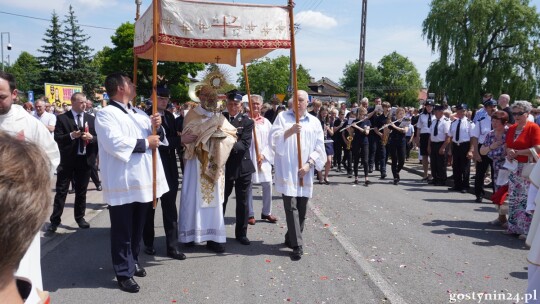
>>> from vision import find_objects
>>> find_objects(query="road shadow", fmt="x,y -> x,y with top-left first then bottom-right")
423,198 -> 482,204
42,227 -> 118,292
168,237 -> 291,259
423,219 -> 528,250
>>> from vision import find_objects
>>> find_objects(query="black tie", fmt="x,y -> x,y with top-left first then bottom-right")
77,114 -> 84,153
230,115 -> 235,123
427,114 -> 432,128
455,119 -> 461,142
433,119 -> 439,137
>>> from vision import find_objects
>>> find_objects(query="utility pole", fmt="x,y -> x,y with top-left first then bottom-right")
356,0 -> 367,102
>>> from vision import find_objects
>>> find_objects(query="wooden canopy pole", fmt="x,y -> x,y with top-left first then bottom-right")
243,64 -> 261,171
151,0 -> 159,208
132,0 -> 142,96
288,0 -> 303,187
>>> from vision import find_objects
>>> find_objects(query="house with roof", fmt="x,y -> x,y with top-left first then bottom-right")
306,77 -> 349,104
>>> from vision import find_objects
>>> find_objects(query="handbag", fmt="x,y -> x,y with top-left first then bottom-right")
521,148 -> 539,179
490,184 -> 509,205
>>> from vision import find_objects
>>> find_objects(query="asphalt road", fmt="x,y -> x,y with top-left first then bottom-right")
41,163 -> 529,304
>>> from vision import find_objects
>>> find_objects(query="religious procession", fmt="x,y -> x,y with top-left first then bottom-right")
2,0 -> 540,303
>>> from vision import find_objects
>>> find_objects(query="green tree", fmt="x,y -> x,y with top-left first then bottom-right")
340,60 -> 383,103
40,11 -> 66,84
62,5 -> 101,99
8,52 -> 45,96
237,55 -> 311,101
377,52 -> 423,106
423,0 -> 540,105
63,5 -> 92,70
98,22 -> 204,101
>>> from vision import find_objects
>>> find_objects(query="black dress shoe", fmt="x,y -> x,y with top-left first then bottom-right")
183,241 -> 195,247
76,219 -> 90,229
167,248 -> 187,260
461,189 -> 468,194
118,278 -> 140,293
206,241 -> 225,253
393,178 -> 398,185
144,246 -> 156,255
96,185 -> 102,191
448,187 -> 460,192
380,174 -> 387,180
47,223 -> 58,233
236,236 -> 251,245
291,246 -> 303,261
475,196 -> 483,203
134,263 -> 146,277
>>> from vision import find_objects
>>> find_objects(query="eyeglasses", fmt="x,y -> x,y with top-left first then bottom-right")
512,111 -> 526,116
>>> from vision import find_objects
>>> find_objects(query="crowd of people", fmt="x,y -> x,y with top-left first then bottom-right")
1,69 -> 540,301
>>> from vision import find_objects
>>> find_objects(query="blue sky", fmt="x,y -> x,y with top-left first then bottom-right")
1,0 -> 539,87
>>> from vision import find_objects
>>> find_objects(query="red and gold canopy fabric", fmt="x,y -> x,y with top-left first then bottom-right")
134,0 -> 291,66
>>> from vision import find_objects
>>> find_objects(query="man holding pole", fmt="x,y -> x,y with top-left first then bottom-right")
95,72 -> 168,293
270,90 -> 326,261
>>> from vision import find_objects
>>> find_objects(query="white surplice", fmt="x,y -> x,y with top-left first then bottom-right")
178,106 -> 228,243
270,110 -> 326,198
250,116 -> 274,183
95,103 -> 169,206
0,104 -> 60,291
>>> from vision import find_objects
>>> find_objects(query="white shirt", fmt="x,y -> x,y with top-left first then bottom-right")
95,102 -> 169,206
270,110 -> 326,198
417,112 -> 435,134
448,117 -> 474,143
250,116 -> 274,183
429,117 -> 450,142
471,115 -> 492,144
34,111 -> 56,134
0,104 -> 60,291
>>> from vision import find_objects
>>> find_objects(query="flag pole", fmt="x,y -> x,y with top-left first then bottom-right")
243,64 -> 262,171
288,0 -> 303,187
151,0 -> 159,208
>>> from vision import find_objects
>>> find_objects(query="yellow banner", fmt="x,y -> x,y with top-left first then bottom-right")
44,83 -> 83,106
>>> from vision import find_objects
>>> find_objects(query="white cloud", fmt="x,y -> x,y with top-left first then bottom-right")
1,0 -> 117,13
75,0 -> 117,10
295,10 -> 338,30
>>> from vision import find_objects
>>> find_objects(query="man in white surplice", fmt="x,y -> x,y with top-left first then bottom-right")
0,71 -> 60,299
246,94 -> 278,225
270,90 -> 326,261
95,73 -> 168,293
179,85 -> 236,253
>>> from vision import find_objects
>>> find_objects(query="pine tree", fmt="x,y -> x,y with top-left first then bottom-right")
40,11 -> 66,83
61,5 -> 100,100
63,5 -> 92,70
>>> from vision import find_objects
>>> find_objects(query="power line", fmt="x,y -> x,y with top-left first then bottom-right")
0,10 -> 116,31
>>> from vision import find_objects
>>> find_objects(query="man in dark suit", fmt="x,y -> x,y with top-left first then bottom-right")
223,92 -> 256,245
142,87 -> 186,260
47,92 -> 98,232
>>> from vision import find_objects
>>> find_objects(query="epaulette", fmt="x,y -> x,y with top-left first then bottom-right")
477,116 -> 486,122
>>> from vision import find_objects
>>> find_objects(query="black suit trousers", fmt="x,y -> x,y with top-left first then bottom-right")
223,175 -> 251,238
452,142 -> 471,190
143,185 -> 179,251
109,202 -> 150,280
474,143 -> 494,196
429,141 -> 447,183
50,155 -> 91,225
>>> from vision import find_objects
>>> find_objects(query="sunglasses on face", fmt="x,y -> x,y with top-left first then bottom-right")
512,111 -> 526,116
